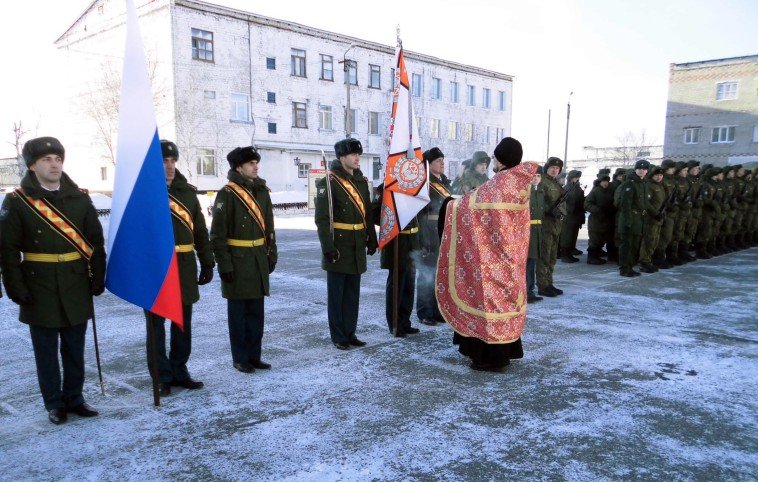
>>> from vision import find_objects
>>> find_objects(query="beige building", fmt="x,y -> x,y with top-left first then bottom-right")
55,0 -> 514,193
663,54 -> 758,167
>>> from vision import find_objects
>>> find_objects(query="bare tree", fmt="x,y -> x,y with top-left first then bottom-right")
611,129 -> 658,167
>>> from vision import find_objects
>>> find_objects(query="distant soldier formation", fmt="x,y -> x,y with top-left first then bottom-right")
2,136 -> 757,423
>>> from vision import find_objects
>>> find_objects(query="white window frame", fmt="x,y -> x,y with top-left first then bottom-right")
347,108 -> 356,134
431,77 -> 441,99
465,123 -> 474,141
230,93 -> 250,122
412,73 -> 422,97
498,91 -> 506,111
196,148 -> 216,176
482,88 -> 491,109
298,163 -> 311,178
711,126 -> 735,144
716,81 -> 738,101
319,105 -> 333,130
369,111 -> 381,135
483,126 -> 491,144
683,127 -> 700,144
467,85 -> 476,106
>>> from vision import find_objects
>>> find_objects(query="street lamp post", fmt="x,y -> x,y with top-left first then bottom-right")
564,91 -> 573,169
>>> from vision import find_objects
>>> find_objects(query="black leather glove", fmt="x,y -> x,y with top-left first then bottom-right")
11,294 -> 33,305
198,265 -> 214,285
366,246 -> 376,256
220,271 -> 234,283
325,250 -> 340,263
268,258 -> 276,274
420,246 -> 431,259
90,283 -> 105,296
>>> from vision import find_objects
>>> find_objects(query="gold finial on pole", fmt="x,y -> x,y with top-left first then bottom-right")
396,25 -> 401,47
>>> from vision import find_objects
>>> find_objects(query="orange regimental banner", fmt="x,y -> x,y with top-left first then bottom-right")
168,194 -> 194,236
226,181 -> 266,237
378,42 -> 429,249
435,162 -> 538,343
16,188 -> 94,260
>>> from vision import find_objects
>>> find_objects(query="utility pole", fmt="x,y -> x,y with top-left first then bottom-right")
546,109 -> 551,160
564,91 -> 573,169
341,43 -> 358,138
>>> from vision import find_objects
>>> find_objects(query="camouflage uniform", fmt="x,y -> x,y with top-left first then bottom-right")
639,167 -> 666,272
537,157 -> 566,296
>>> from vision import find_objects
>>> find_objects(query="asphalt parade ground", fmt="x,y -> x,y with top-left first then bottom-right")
0,218 -> 756,481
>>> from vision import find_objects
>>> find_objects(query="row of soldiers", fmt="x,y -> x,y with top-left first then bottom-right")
583,159 -> 758,275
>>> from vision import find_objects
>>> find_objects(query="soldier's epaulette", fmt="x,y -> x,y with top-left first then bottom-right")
187,183 -> 198,191
79,188 -> 89,194
9,191 -> 17,198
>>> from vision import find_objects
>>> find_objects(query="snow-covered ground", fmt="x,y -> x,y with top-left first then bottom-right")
0,213 -> 756,481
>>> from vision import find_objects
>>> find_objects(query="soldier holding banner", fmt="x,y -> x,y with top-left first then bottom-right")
211,146 -> 277,373
0,137 -> 106,424
315,138 -> 378,350
144,140 -> 214,396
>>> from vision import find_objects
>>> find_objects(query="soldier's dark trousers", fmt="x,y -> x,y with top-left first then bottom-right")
326,272 -> 361,344
619,233 -> 642,272
29,322 -> 87,411
560,222 -> 581,253
227,298 -> 265,364
526,258 -> 537,295
144,305 -> 193,383
416,263 -> 442,321
386,268 -> 416,333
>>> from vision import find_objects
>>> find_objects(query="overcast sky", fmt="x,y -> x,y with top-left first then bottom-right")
2,0 -> 757,162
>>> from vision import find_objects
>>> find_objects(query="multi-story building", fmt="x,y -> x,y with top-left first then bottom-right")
54,0 -> 513,194
663,54 -> 758,167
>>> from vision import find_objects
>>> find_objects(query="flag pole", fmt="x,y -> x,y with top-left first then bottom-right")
392,238 -> 400,337
146,312 -> 161,406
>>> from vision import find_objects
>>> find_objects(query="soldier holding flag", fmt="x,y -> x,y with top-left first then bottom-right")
315,138 -> 378,350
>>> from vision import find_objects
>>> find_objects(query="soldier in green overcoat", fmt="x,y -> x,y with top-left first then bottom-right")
0,137 -> 105,425
527,165 -> 544,302
615,159 -> 649,277
584,173 -> 613,265
144,140 -> 214,396
639,166 -> 667,273
211,146 -> 277,373
314,138 -> 378,350
559,169 -> 585,262
459,151 -> 490,194
537,156 -> 566,297
416,147 -> 451,325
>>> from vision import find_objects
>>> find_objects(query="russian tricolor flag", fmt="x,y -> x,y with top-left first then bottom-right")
106,0 -> 183,328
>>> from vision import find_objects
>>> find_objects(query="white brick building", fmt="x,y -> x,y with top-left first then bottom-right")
663,55 -> 758,167
55,0 -> 514,195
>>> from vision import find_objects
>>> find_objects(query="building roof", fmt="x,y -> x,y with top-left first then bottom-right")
670,54 -> 758,69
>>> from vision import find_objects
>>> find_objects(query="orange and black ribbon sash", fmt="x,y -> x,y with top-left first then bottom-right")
15,188 -> 94,260
330,173 -> 366,227
430,182 -> 451,198
225,182 -> 267,239
168,193 -> 194,240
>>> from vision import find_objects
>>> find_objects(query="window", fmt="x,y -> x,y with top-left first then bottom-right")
496,127 -> 505,140
483,126 -> 491,144
450,81 -> 459,103
344,61 -> 357,85
204,90 -> 216,99
291,49 -> 306,77
230,93 -> 249,122
369,64 -> 381,89
191,28 -> 213,62
268,122 -> 277,134
416,116 -> 422,135
711,126 -> 735,143
431,119 -> 440,139
482,88 -> 491,109
266,92 -> 276,103
100,166 -> 107,181
372,157 -> 382,179
293,102 -> 307,128
347,109 -> 356,134
448,121 -> 458,140
320,55 -> 333,81
412,73 -> 422,97
298,163 -> 311,178
465,123 -> 474,141
753,125 -> 758,143
369,112 -> 380,135
716,82 -> 738,100
467,85 -> 476,106
389,68 -> 396,90
196,148 -> 215,176
266,57 -> 276,70
319,105 -> 333,130
431,77 -> 441,99
683,127 -> 700,144
498,91 -> 506,111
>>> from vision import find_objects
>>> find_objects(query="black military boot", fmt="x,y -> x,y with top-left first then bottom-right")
586,248 -> 606,265
639,262 -> 657,273
707,239 -> 720,257
667,246 -> 683,266
653,248 -> 671,269
681,241 -> 697,262
696,243 -> 712,259
718,236 -> 731,254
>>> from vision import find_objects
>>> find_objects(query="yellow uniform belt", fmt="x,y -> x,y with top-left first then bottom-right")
23,252 -> 82,262
175,244 -> 194,253
530,220 -> 542,225
400,226 -> 419,234
227,238 -> 266,247
333,222 -> 365,231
